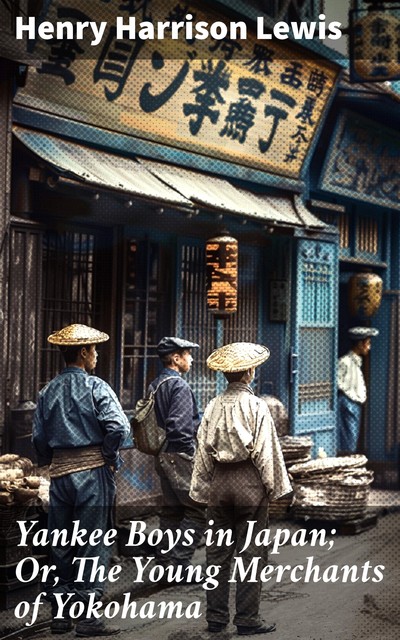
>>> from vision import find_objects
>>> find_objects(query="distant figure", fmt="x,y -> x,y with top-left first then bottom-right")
190,342 -> 292,635
337,326 -> 379,453
149,336 -> 206,570
33,324 -> 130,637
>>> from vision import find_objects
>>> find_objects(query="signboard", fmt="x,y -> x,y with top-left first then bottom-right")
320,110 -> 400,209
15,0 -> 339,179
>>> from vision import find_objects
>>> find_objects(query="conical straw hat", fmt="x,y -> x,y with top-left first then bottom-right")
47,324 -> 109,346
207,342 -> 270,372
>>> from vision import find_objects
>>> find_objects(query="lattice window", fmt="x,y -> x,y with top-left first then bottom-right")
356,215 -> 379,256
298,327 -> 333,413
223,250 -> 260,344
8,224 -> 42,405
300,245 -> 334,324
40,230 -> 100,386
296,241 -> 336,418
317,211 -> 350,250
179,244 -> 218,411
121,240 -> 165,408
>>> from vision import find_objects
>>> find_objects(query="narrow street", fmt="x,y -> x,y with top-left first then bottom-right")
2,512 -> 399,640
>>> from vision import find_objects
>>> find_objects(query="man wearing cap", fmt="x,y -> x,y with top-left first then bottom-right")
337,326 -> 379,453
190,342 -> 292,635
32,324 -> 130,637
149,336 -> 205,570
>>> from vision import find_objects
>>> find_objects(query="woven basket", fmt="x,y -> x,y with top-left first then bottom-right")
292,467 -> 373,521
289,455 -> 368,477
279,435 -> 313,467
269,494 -> 293,519
279,435 -> 314,450
295,469 -> 373,486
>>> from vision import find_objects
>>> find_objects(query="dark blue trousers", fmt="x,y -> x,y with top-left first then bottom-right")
47,465 -> 116,604
338,392 -> 362,452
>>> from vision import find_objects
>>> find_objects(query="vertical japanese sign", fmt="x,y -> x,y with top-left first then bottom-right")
15,0 -> 340,179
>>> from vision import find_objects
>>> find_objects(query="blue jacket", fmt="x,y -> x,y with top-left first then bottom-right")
32,367 -> 130,468
149,368 -> 200,456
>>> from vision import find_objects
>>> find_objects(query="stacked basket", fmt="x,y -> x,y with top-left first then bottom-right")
289,454 -> 373,521
279,435 -> 313,466
269,435 -> 313,519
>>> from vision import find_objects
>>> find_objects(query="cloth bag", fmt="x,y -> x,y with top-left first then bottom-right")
131,377 -> 175,455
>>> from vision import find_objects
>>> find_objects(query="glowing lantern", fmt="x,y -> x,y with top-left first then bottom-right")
206,235 -> 238,316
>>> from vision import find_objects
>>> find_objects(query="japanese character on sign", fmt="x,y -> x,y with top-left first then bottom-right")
37,8 -> 90,85
139,51 -> 191,112
220,98 -> 256,143
280,61 -> 304,89
296,96 -> 316,126
270,280 -> 288,322
94,0 -> 151,101
183,60 -> 231,135
166,3 -> 195,22
139,2 -> 200,111
238,77 -> 266,99
94,27 -> 146,101
284,145 -> 301,163
209,36 -> 243,61
243,44 -> 275,76
370,52 -> 391,77
165,3 -> 197,44
370,17 -> 391,48
291,125 -> 308,144
307,70 -> 328,97
259,89 -> 296,154
220,78 -> 265,144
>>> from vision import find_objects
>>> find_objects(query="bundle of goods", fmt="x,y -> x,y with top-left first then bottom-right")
269,436 -> 313,519
0,454 -> 42,609
289,454 -> 374,521
0,454 -> 41,507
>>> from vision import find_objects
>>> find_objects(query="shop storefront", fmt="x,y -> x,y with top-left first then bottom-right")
309,81 -> 400,486
3,0 -> 343,497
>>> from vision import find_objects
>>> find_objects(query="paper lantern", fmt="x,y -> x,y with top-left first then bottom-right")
206,235 -> 238,316
348,272 -> 383,318
351,7 -> 400,82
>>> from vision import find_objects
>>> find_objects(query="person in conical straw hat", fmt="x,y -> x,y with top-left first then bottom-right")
190,342 -> 292,636
33,324 -> 130,637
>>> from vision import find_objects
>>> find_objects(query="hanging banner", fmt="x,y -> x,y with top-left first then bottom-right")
15,0 -> 340,179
